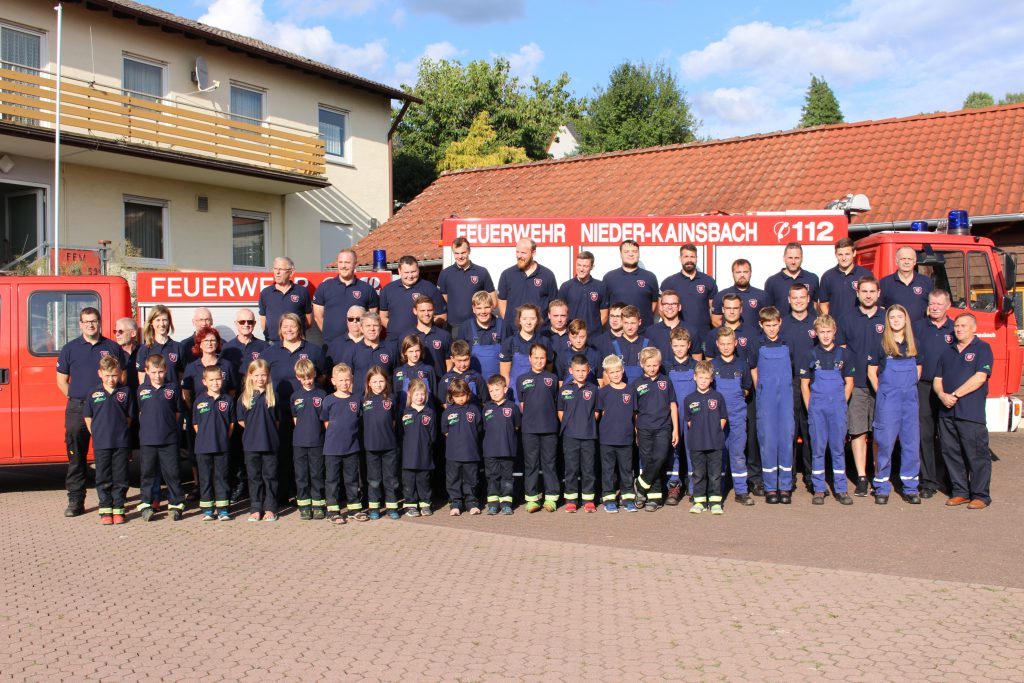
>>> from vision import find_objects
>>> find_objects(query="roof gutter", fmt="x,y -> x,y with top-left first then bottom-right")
850,213 -> 1024,234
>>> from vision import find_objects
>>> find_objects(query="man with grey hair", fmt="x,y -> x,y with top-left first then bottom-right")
259,256 -> 313,342
880,245 -> 932,321
497,237 -> 558,330
114,317 -> 140,392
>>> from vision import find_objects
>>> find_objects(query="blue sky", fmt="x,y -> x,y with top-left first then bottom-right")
150,0 -> 1024,139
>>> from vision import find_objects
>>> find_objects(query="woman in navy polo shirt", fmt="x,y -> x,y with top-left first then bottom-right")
136,305 -> 187,387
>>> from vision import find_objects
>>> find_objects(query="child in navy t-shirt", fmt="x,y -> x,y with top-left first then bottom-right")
482,374 -> 519,515
400,378 -> 436,517
682,361 -> 728,515
192,364 -> 235,520
322,363 -> 365,523
290,358 -> 328,521
83,355 -> 135,525
597,355 -> 637,513
442,378 -> 483,515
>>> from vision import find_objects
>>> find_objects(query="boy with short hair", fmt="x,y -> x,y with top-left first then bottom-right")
558,355 -> 600,512
554,319 -> 601,384
610,305 -> 649,384
440,339 -> 486,405
482,374 -> 519,515
519,343 -> 561,512
755,306 -> 796,505
84,355 -> 135,525
137,354 -> 185,521
457,290 -> 504,381
597,356 -> 637,512
631,347 -> 679,511
322,363 -> 365,523
193,365 -> 236,520
683,361 -> 728,514
291,358 -> 328,520
711,327 -> 755,506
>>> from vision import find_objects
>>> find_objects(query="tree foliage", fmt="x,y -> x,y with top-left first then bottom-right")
999,92 -> 1024,105
575,61 -> 698,154
392,58 -> 582,203
438,111 -> 529,172
962,91 -> 995,109
798,75 -> 844,128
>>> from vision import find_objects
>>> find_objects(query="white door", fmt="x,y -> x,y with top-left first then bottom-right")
4,188 -> 45,262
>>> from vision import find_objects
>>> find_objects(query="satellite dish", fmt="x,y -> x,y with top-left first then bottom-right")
191,56 -> 217,92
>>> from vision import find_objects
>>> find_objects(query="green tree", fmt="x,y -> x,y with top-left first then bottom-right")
798,75 -> 844,128
999,92 -> 1024,105
576,61 -> 698,154
963,91 -> 995,109
438,111 -> 529,172
392,58 -> 582,202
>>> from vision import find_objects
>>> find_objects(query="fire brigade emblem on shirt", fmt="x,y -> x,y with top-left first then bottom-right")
708,399 -> 718,410
100,350 -> 110,358
383,400 -> 392,410
913,286 -> 923,295
965,353 -> 976,361
466,411 -> 475,422
503,407 -> 512,417
590,292 -> 599,301
379,353 -> 390,363
313,397 -> 323,408
696,284 -> 706,294
533,278 -> 542,287
738,338 -> 747,346
470,275 -> 479,285
658,381 -> 667,390
876,324 -> 885,333
492,332 -> 499,342
583,390 -> 593,401
168,353 -> 178,363
300,354 -> 308,360
116,391 -> 126,402
637,280 -> 646,288
164,388 -> 174,400
290,294 -> 300,303
251,352 -> 260,360
622,394 -> 631,404
945,335 -> 953,343
808,329 -> 817,338
433,340 -> 442,349
353,291 -> 362,299
350,401 -> 358,412
422,415 -> 431,425
218,400 -> 229,412
544,378 -> 553,386
749,299 -> 758,308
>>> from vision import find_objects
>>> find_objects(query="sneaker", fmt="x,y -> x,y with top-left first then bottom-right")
632,478 -> 647,506
247,512 -> 261,522
100,514 -> 113,525
564,502 -> 578,513
486,504 -> 499,515
734,493 -> 755,506
202,510 -> 216,521
836,493 -> 854,506
449,507 -> 461,517
171,509 -> 183,521
526,501 -> 542,513
368,510 -> 382,520
218,510 -> 231,521
420,507 -> 433,517
812,494 -> 826,506
710,504 -> 724,515
140,507 -> 155,522
406,507 -> 421,518
313,507 -> 326,520
583,502 -> 597,513
113,513 -> 126,525
543,501 -> 557,512
262,511 -> 279,522
387,510 -> 401,520
855,476 -> 869,497
501,504 -> 514,515
299,507 -> 313,521
665,482 -> 683,506
623,501 -> 639,512
644,501 -> 659,512
689,503 -> 705,514
604,501 -> 619,513
874,494 -> 889,505
468,507 -> 482,515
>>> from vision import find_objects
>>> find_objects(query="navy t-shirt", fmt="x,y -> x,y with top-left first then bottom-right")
604,267 -> 660,329
497,263 -> 559,326
764,269 -> 820,317
558,380 -> 599,439
662,270 -> 718,331
290,387 -> 327,447
879,272 -> 932,321
137,382 -> 182,445
261,341 -> 326,403
597,384 -> 636,446
818,265 -> 872,322
361,392 -> 398,451
394,362 -> 438,406
912,317 -> 955,381
554,344 -> 602,384
312,276 -> 380,344
837,307 -> 886,387
518,370 -> 560,434
414,325 -> 452,373
703,323 -> 760,367
400,405 -> 436,470
182,357 -> 236,397
440,369 -> 486,404
322,393 -> 362,456
350,340 -> 397,386
259,282 -> 312,342
136,338 -> 188,385
557,277 -> 607,334
437,263 -> 494,327
712,285 -> 768,323
632,372 -> 676,431
499,331 -> 549,364
442,403 -> 482,462
57,336 -> 128,400
193,392 -> 235,454
84,384 -> 135,449
221,336 -> 266,377
682,389 -> 727,451
935,337 -> 993,424
780,314 -> 818,377
646,321 -> 704,365
239,392 -> 279,452
379,278 -> 446,340
712,356 -> 753,397
482,400 -> 520,458
799,346 -> 854,388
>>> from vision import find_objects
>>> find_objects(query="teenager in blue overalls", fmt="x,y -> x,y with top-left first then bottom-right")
440,340 -> 486,405
666,326 -> 698,501
631,347 -> 679,511
393,334 -> 437,409
867,304 -> 923,505
597,356 -> 637,513
755,307 -> 796,505
518,343 -> 561,512
459,290 -> 505,382
500,304 -> 549,402
799,315 -> 855,506
611,305 -> 649,384
710,327 -> 755,506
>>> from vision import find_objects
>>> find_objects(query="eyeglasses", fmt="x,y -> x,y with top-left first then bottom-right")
236,320 -> 255,326
347,317 -> 361,322
115,328 -> 130,334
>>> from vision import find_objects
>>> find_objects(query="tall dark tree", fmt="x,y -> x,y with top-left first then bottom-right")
798,75 -> 844,128
575,61 -> 698,154
962,91 -> 995,109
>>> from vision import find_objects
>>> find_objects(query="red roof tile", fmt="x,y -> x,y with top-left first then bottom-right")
356,104 -> 1024,265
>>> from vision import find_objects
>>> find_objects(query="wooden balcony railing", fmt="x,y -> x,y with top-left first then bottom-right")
0,66 -> 325,177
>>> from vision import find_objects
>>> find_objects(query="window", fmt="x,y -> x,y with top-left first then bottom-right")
124,196 -> 168,262
233,210 -> 268,269
122,55 -> 165,101
968,251 -> 997,313
230,84 -> 265,125
28,291 -> 100,356
318,106 -> 350,162
919,250 -> 966,309
1,24 -> 44,124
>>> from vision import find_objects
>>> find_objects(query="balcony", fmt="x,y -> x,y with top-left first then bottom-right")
0,65 -> 327,185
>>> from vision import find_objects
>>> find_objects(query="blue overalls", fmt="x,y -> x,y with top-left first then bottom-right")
470,327 -> 501,382
612,337 -> 649,384
509,341 -> 532,403
756,344 -> 795,493
668,365 -> 696,491
715,371 -> 748,495
808,349 -> 849,494
872,356 -> 920,496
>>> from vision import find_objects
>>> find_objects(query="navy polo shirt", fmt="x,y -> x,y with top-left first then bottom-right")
604,267 -> 660,329
379,278 -> 446,340
84,385 -> 135,449
609,335 -> 649,370
780,314 -> 818,377
325,336 -> 356,370
57,336 -> 127,400
819,265 -> 872,322
912,317 -> 955,381
400,406 -> 436,469
261,341 -> 326,402
312,276 -> 380,344
123,346 -> 140,394
662,271 -> 718,332
499,331 -> 549,364
193,392 -> 235,454
666,356 -> 698,374
351,340 -> 397,387
597,384 -> 636,445
394,362 -> 438,404
518,370 -> 560,434
557,277 -> 608,333
259,282 -> 312,342
414,325 -> 452,373
703,323 -> 760,367
362,392 -> 398,450
632,372 -> 676,430
497,263 -> 559,326
182,357 -> 236,397
137,382 -> 182,445
437,262 -> 495,327
682,389 -> 727,451
456,317 -> 505,347
240,392 -> 278,452
558,380 -> 599,439
712,356 -> 752,394
290,387 -> 327,447
799,345 -> 854,388
879,272 -> 932,321
590,330 -> 621,361
837,307 -> 886,387
322,394 -> 361,456
712,285 -> 768,323
222,337 -> 266,377
936,337 -> 993,424
482,400 -> 520,458
867,340 -> 923,376
440,369 -> 485,404
136,338 -> 188,385
442,403 -> 482,462
646,321 -> 704,364
554,344 -> 602,384
764,269 -> 820,316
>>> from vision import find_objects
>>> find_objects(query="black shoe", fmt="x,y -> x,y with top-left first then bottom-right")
734,493 -> 755,506
299,507 -> 313,520
904,493 -> 921,505
665,482 -> 683,506
854,477 -> 869,497
836,493 -> 854,506
230,485 -> 248,503
812,494 -> 825,505
920,489 -> 935,499
779,492 -> 792,505
765,492 -> 780,504
750,483 -> 766,497
312,507 -> 326,520
874,494 -> 888,505
632,478 -> 647,506
64,501 -> 85,517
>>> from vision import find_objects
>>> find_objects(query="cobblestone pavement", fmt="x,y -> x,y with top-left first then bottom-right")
1,434 -> 1023,681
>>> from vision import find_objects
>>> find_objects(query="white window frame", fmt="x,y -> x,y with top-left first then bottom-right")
0,20 -> 46,71
232,209 -> 270,271
318,105 -> 352,165
121,53 -> 167,100
123,195 -> 170,266
229,82 -> 266,127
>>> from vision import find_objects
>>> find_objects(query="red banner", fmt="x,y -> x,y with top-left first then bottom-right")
59,249 -> 101,276
137,271 -> 391,303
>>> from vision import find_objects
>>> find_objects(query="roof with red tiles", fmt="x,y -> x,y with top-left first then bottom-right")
356,104 -> 1024,265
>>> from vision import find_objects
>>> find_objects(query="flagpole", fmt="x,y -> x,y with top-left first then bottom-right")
52,3 -> 63,275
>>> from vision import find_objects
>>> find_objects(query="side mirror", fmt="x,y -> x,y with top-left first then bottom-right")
1003,252 -> 1017,292
1002,294 -> 1015,318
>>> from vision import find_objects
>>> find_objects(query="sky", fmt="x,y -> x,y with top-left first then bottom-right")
148,0 -> 1024,139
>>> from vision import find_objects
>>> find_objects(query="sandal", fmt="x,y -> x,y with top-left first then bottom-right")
329,513 -> 346,525
352,511 -> 369,522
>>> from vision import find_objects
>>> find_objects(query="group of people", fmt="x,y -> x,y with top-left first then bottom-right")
56,237 -> 996,524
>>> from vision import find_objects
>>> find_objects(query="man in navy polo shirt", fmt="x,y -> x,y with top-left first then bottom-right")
313,248 -> 379,346
711,258 -> 766,327
438,237 -> 496,337
780,283 -> 818,491
819,237 -> 871,322
497,238 -> 558,330
603,240 -> 659,330
379,255 -> 446,340
933,313 -> 994,508
913,289 -> 955,498
412,295 -> 452,374
765,242 -> 820,317
56,306 -> 128,517
647,290 -> 704,363
703,294 -> 759,365
879,246 -> 932,321
259,256 -> 313,342
558,250 -> 608,334
662,243 -> 717,332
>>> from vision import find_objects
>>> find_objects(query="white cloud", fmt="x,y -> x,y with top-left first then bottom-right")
694,87 -> 766,124
278,0 -> 379,20
504,42 -> 544,80
404,0 -> 525,24
390,7 -> 407,26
